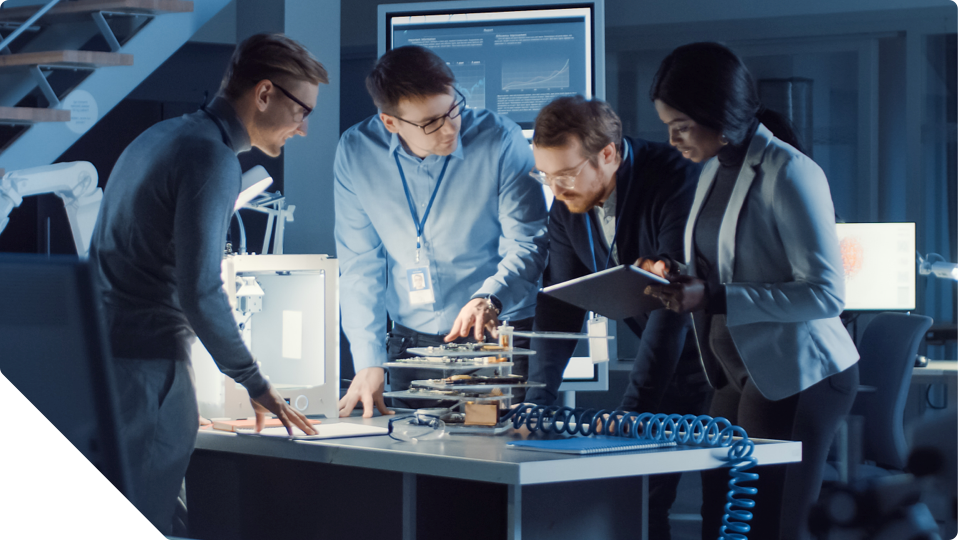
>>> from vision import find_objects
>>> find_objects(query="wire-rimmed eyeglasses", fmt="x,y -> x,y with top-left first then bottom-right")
528,156 -> 590,190
392,88 -> 466,135
271,80 -> 312,120
388,413 -> 446,442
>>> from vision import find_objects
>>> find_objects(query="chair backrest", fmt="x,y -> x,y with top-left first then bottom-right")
851,312 -> 933,470
0,254 -> 129,496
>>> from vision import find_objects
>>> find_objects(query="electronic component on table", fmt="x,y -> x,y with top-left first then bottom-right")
385,356 -> 511,366
411,376 -> 546,391
438,374 -> 524,385
384,388 -> 512,401
406,345 -> 536,358
442,342 -> 506,352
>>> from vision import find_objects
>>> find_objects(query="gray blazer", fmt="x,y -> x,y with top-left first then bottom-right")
684,123 -> 859,400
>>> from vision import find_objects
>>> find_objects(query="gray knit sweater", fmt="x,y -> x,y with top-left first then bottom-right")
89,97 -> 269,398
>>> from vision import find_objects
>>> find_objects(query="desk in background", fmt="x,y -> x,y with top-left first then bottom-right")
909,360 -> 958,416
187,416 -> 800,540
913,360 -> 958,378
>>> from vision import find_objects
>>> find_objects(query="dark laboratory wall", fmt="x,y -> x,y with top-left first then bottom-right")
0,42 -> 285,255
340,46 -> 378,134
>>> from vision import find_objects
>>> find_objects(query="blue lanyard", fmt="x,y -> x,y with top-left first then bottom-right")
585,212 -> 622,273
584,139 -> 635,273
395,152 -> 451,263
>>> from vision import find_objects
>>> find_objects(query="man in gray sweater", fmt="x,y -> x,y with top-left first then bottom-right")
88,34 -> 327,534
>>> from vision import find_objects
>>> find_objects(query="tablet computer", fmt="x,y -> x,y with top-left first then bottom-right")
540,265 -> 669,321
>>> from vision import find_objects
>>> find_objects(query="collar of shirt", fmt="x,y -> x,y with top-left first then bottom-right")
388,131 -> 466,164
206,96 -> 252,155
596,185 -> 617,217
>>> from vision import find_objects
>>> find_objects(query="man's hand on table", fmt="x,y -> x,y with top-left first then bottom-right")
250,386 -> 318,435
339,367 -> 394,418
445,298 -> 501,342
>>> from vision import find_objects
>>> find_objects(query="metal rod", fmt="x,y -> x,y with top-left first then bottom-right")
0,31 -> 10,55
30,66 -> 59,108
274,201 -> 286,255
0,0 -> 61,52
263,213 -> 274,254
91,12 -> 121,53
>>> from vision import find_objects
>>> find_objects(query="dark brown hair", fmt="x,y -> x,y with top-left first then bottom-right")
220,33 -> 328,101
533,95 -> 622,164
365,46 -> 455,115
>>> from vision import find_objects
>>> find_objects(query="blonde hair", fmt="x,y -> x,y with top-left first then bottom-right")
220,33 -> 328,100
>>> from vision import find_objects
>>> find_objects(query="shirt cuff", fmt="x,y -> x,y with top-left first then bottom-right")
471,293 -> 503,314
350,341 -> 388,373
707,284 -> 727,315
474,282 -> 506,308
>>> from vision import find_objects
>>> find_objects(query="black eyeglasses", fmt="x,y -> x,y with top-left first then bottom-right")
271,80 -> 312,120
388,414 -> 445,442
393,88 -> 466,135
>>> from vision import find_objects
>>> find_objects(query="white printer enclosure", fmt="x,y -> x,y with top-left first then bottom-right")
192,254 -> 339,420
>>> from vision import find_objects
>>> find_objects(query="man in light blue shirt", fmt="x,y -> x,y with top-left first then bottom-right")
335,46 -> 547,417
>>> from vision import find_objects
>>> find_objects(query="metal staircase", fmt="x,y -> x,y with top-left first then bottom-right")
0,0 -> 233,171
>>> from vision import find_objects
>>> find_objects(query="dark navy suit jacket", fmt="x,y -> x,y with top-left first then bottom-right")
526,136 -> 706,412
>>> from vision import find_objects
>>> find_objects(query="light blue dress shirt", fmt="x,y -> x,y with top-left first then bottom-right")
334,108 -> 548,372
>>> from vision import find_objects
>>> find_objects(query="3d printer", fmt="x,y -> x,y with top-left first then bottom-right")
192,254 -> 340,420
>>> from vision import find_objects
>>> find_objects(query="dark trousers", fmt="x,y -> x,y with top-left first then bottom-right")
112,358 -> 199,535
386,317 -> 533,407
643,368 -> 713,540
528,320 -> 711,540
700,363 -> 859,540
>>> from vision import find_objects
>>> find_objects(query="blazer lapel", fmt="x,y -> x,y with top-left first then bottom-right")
717,124 -> 774,283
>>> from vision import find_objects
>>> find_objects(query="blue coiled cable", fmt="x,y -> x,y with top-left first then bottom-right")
501,404 -> 758,540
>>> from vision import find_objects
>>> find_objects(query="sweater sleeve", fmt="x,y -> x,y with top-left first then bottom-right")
172,141 -> 269,398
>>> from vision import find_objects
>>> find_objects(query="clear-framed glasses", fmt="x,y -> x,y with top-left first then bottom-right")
393,88 -> 466,135
388,413 -> 446,443
528,157 -> 590,190
270,80 -> 313,120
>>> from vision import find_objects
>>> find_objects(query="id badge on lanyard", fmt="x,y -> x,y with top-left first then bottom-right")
396,153 -> 450,306
407,262 -> 436,305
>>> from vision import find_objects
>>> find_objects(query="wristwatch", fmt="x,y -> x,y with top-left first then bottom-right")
473,293 -> 502,315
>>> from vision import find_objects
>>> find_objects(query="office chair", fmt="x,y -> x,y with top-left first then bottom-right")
852,312 -> 934,475
0,254 -> 130,496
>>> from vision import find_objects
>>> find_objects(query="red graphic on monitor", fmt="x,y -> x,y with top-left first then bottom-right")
840,236 -> 864,279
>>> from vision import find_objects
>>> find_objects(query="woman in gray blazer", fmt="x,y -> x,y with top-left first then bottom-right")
644,42 -> 860,540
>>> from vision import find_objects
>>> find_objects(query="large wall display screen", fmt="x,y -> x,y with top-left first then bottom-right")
387,6 -> 596,130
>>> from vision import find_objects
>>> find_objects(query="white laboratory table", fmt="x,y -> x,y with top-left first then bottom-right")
187,415 -> 801,540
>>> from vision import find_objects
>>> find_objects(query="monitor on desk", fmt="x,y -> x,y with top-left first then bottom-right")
558,356 -> 609,392
379,0 -> 605,137
835,222 -> 916,311
0,255 -> 129,496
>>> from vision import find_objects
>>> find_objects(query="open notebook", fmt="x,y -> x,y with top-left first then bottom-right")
235,423 -> 388,440
507,436 -> 676,455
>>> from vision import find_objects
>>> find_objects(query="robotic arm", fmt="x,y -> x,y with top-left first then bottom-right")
0,162 -> 102,256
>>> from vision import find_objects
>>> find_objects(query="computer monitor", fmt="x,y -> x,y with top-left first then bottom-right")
0,254 -> 129,496
835,222 -> 917,311
379,0 -> 606,136
558,356 -> 609,393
